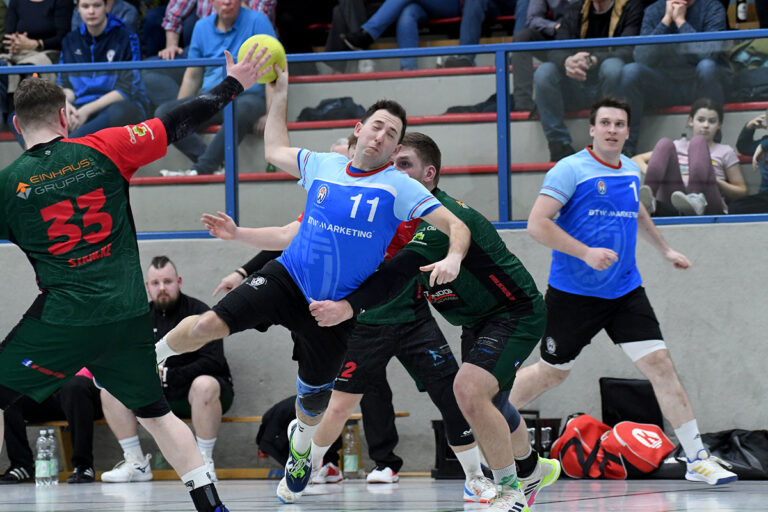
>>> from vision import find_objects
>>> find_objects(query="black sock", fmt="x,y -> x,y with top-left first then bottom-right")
515,449 -> 539,479
190,483 -> 225,512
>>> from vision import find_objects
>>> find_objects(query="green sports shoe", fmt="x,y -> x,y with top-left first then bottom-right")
519,457 -> 561,506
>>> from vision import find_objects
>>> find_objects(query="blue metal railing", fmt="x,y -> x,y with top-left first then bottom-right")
2,29 -> 768,235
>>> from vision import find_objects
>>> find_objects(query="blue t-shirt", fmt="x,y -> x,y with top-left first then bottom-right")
278,150 -> 441,302
188,8 -> 275,95
540,147 -> 642,299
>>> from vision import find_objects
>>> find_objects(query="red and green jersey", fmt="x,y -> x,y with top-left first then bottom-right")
404,189 -> 544,328
0,119 -> 168,326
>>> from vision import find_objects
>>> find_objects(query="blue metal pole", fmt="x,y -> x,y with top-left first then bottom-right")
223,100 -> 239,223
495,49 -> 511,222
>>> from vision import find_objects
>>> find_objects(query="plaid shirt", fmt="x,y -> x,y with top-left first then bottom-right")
162,0 -> 277,33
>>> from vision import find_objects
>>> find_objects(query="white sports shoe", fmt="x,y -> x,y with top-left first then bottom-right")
671,191 -> 707,215
519,457 -> 561,506
311,462 -> 343,484
101,453 -> 153,483
639,185 -> 656,214
201,453 -> 217,482
488,486 -> 530,512
463,474 -> 498,503
276,476 -> 301,503
686,450 -> 738,485
366,466 -> 399,483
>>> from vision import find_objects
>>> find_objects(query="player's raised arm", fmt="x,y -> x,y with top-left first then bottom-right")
528,193 -> 618,271
264,65 -> 301,176
160,45 -> 272,145
202,212 -> 300,250
419,205 -> 470,286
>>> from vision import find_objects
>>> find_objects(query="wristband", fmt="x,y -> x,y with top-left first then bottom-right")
235,268 -> 247,278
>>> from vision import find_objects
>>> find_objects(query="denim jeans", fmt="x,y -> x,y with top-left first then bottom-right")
155,92 -> 266,173
362,0 -> 461,70
534,57 -> 624,145
460,0 -> 529,63
618,60 -> 727,154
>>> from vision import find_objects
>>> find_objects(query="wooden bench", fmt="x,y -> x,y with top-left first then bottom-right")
30,411 -> 410,481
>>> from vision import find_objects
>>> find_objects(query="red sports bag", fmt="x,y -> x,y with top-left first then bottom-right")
551,414 -> 674,479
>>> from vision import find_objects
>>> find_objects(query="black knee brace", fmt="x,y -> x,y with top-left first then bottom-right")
296,377 -> 333,417
493,390 -> 521,433
133,397 -> 172,418
426,376 -> 475,446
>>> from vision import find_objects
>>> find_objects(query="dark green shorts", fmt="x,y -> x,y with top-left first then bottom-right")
460,307 -> 547,391
0,313 -> 163,410
166,376 -> 234,418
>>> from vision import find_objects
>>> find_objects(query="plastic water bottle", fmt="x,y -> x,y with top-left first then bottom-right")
737,0 -> 748,23
47,429 -> 59,485
35,430 -> 52,486
342,422 -> 359,479
679,133 -> 688,177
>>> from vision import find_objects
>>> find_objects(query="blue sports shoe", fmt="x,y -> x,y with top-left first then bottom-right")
284,421 -> 312,493
213,506 -> 229,512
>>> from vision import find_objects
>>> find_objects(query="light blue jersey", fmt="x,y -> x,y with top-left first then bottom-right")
540,147 -> 642,299
278,150 -> 441,301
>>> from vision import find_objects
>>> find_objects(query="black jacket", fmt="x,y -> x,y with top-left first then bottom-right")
151,293 -> 232,400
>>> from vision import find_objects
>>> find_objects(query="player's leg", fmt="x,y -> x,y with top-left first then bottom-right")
509,286 -> 607,409
188,375 -> 224,481
157,312 -> 230,363
100,388 -> 152,483
360,381 -> 403,482
609,287 -> 736,485
454,312 -> 545,512
93,314 -> 229,511
311,389 -> 363,478
0,385 -> 24,464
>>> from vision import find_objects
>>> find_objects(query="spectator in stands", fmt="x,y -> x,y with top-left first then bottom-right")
0,0 -> 72,124
340,0 -> 465,71
617,0 -> 729,156
633,97 -> 745,215
274,0 -> 335,75
508,0 -> 580,112
441,0 -> 531,68
0,369 -> 102,484
531,0 -> 644,162
100,256 -> 233,483
155,0 -> 274,175
49,0 -> 148,139
737,110 -> 768,192
71,0 -> 138,34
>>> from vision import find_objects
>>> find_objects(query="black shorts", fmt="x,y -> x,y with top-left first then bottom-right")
334,312 -> 459,394
166,376 -> 234,418
540,285 -> 663,366
460,309 -> 545,391
212,260 -> 354,386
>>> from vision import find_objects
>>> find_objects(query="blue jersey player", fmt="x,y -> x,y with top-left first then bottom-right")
510,97 -> 737,486
155,64 -> 471,503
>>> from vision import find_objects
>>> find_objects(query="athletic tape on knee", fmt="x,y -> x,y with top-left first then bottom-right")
296,376 -> 334,417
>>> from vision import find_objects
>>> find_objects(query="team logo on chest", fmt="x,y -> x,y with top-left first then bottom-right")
596,180 -> 607,195
316,185 -> 329,204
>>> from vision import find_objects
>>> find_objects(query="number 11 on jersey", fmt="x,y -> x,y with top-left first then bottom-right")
349,194 -> 379,222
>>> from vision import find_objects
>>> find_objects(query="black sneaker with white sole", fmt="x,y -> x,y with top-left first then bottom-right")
67,466 -> 96,484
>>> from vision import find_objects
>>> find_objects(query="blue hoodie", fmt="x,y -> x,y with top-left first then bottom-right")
58,14 -> 148,116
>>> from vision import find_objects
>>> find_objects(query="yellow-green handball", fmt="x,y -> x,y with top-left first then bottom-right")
237,34 -> 286,84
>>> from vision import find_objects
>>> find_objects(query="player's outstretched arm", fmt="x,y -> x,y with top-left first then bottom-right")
264,65 -> 301,176
420,206 -> 470,286
159,45 -> 272,145
201,212 -> 299,250
528,194 -> 618,271
637,203 -> 691,269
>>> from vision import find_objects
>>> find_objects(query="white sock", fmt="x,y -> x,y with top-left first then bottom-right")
118,435 -> 144,460
454,445 -> 483,479
196,437 -> 216,459
291,419 -> 317,455
181,465 -> 213,489
155,336 -> 179,364
675,419 -> 706,461
491,463 -> 518,489
311,442 -> 331,472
